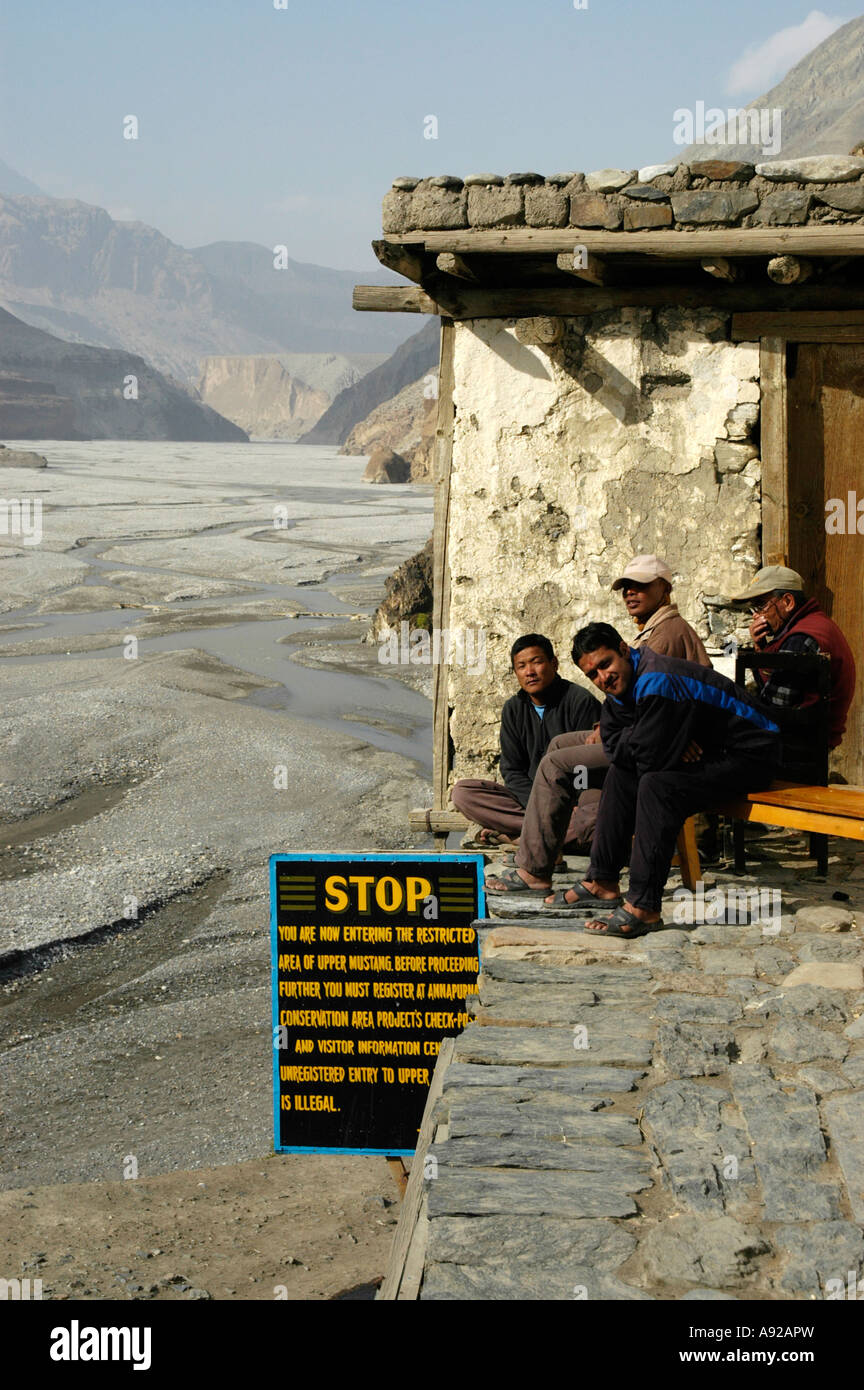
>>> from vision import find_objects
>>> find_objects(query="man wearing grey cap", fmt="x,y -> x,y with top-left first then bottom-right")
727,565 -> 855,779
487,554 -> 711,893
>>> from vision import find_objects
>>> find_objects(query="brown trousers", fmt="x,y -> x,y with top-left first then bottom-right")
452,762 -> 593,852
515,730 -> 610,879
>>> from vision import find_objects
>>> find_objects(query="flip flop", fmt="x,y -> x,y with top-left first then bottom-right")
542,883 -> 623,912
583,905 -> 661,938
464,830 -> 519,850
485,867 -> 551,894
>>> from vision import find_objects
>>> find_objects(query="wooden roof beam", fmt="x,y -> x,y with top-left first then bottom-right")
767,255 -> 813,285
354,282 -> 864,318
701,257 -> 739,282
384,226 -> 864,259
372,239 -> 428,283
435,252 -> 480,281
555,250 -> 607,285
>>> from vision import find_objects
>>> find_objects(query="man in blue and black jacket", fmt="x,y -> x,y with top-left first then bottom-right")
558,622 -> 780,937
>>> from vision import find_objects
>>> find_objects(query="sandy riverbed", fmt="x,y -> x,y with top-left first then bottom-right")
0,440 -> 434,1299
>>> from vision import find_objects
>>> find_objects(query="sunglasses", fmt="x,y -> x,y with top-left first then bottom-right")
750,593 -> 790,616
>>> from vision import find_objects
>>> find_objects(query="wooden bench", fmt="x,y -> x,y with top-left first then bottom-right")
678,783 -> 864,890
409,807 -> 713,894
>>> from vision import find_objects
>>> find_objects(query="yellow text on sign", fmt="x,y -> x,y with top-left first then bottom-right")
323,875 -> 433,915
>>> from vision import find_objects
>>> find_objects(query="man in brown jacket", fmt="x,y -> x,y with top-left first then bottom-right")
620,554 -> 709,664
488,554 -> 711,893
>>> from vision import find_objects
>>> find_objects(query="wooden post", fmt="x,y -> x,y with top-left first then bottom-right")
385,1156 -> 409,1199
431,320 -> 457,852
676,818 -> 702,891
759,337 -> 790,565
377,1038 -> 455,1300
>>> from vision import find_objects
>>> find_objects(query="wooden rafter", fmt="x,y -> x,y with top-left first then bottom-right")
371,239 -> 428,283
353,283 -> 864,317
383,226 -> 864,258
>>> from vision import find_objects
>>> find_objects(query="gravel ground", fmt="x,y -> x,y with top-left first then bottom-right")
0,440 -> 434,1299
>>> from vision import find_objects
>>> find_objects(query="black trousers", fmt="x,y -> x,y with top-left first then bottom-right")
588,758 -> 777,912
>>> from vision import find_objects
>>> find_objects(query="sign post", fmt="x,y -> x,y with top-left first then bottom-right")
270,853 -> 485,1156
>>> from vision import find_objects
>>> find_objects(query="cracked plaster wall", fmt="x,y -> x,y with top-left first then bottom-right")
446,307 -> 763,784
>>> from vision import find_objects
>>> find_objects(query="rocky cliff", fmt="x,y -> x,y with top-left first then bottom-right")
0,306 -> 247,441
0,195 -> 417,384
197,351 -> 386,439
198,357 -> 329,439
300,319 -> 439,446
342,376 -> 436,481
680,15 -> 864,163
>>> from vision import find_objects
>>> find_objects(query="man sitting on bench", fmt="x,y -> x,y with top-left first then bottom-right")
728,566 -> 856,781
537,623 -> 779,936
450,633 -> 600,848
487,556 -> 710,891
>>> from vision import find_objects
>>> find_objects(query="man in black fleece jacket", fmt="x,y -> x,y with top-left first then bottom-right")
451,633 -> 600,846
557,623 -> 780,935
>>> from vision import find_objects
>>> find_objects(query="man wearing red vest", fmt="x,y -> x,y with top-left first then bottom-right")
729,565 -> 856,780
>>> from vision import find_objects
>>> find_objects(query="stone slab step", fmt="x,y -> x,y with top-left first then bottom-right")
454,1024 -> 653,1068
430,1133 -> 650,1173
441,1061 -> 646,1093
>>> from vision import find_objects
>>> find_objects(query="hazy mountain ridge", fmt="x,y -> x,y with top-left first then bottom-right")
0,305 -> 247,441
197,351 -> 388,439
300,319 -> 439,446
0,159 -> 45,197
0,194 -> 416,384
680,15 -> 864,162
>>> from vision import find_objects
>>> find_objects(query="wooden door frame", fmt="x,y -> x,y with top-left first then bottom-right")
732,312 -> 864,564
431,319 -> 456,837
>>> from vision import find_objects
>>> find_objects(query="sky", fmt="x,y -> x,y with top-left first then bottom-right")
1,2 -> 853,270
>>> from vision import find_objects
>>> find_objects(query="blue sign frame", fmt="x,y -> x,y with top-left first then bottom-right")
269,851 -> 486,1156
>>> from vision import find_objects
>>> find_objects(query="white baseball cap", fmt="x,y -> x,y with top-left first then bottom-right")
611,554 -> 673,591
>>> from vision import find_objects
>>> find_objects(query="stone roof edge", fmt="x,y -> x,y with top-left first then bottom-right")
382,157 -> 864,235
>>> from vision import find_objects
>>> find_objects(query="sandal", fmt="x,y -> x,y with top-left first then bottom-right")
542,882 -> 623,912
464,829 -> 519,850
583,905 -> 661,938
485,867 -> 551,895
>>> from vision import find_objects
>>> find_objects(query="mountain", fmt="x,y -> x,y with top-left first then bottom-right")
0,305 -> 246,441
300,319 -> 440,446
198,351 -> 388,439
680,15 -> 864,162
0,159 -> 45,197
0,194 -> 417,385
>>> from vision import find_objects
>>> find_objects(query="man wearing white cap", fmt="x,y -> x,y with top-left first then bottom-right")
487,554 -> 711,894
727,565 -> 855,778
612,554 -> 709,664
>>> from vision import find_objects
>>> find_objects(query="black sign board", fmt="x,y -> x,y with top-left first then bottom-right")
269,853 -> 485,1155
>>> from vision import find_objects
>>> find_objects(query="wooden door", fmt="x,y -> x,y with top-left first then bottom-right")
786,343 -> 864,784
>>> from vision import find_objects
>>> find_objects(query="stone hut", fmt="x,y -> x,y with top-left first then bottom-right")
355,157 -> 864,832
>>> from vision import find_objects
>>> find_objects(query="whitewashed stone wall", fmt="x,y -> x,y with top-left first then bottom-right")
447,307 -> 762,784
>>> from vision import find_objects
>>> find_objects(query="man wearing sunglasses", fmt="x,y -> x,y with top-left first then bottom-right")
728,566 -> 855,779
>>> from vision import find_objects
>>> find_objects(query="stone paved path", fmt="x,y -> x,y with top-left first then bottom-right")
419,833 -> 864,1300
